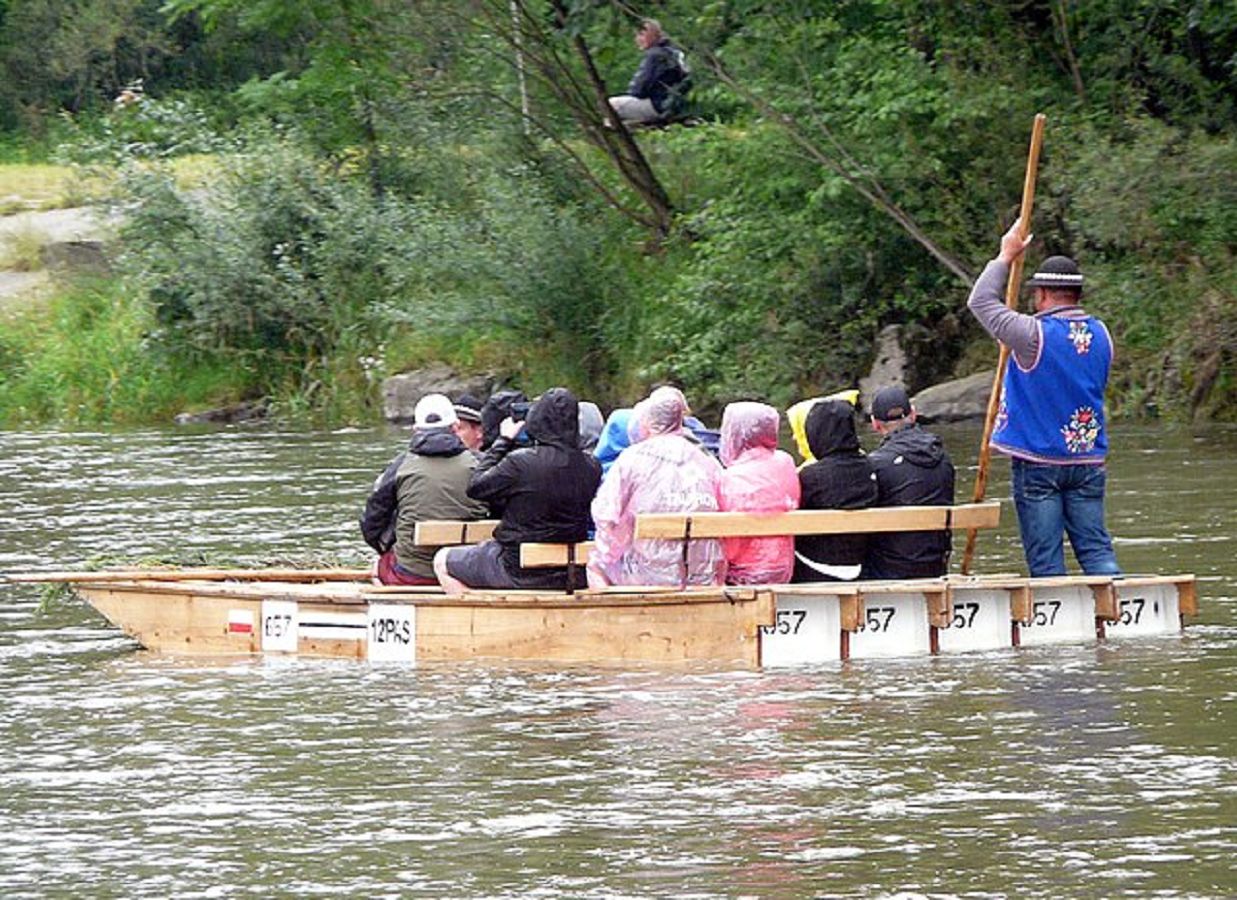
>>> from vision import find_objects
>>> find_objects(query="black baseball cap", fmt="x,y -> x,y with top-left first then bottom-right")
870,386 -> 912,422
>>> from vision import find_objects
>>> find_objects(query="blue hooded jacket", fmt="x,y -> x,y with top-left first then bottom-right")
594,409 -> 634,478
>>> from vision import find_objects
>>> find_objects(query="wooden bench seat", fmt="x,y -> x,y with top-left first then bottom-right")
413,520 -> 499,546
519,542 -> 594,568
633,501 -> 1000,540
413,520 -> 591,570
416,503 -> 1000,578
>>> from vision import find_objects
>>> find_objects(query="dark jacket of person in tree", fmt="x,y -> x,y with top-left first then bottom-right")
627,36 -> 689,114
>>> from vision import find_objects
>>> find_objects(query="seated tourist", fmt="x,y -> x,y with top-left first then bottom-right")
793,398 -> 878,582
787,389 -> 861,464
578,401 -> 605,453
608,19 -> 691,125
434,388 -> 600,593
452,394 -> 486,453
684,414 -> 721,458
862,386 -> 956,579
594,407 -> 634,478
360,394 -> 489,586
717,401 -> 800,585
479,388 -> 528,451
587,386 -> 725,588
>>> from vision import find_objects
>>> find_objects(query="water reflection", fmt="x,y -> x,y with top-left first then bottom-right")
0,424 -> 1234,897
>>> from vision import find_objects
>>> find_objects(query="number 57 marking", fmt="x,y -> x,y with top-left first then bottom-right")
760,610 -> 806,636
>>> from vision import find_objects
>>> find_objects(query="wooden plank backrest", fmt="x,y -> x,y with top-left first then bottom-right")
634,501 -> 1000,540
519,542 -> 594,568
414,520 -> 499,546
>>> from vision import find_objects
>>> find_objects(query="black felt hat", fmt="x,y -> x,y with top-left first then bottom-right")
1027,255 -> 1084,289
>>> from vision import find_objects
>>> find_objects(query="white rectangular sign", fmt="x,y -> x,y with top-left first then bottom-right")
1017,585 -> 1096,646
367,604 -> 416,663
260,599 -> 299,653
1103,584 -> 1180,638
937,589 -> 1014,654
848,592 -> 931,659
760,595 -> 842,667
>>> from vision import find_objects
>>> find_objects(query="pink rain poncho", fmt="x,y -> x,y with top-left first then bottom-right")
718,401 -> 801,584
589,387 -> 726,587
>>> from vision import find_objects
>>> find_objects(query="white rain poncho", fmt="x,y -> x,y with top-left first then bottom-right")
717,402 -> 801,584
589,387 -> 726,586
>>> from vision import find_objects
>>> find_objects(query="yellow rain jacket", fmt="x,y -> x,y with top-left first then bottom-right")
787,389 -> 860,464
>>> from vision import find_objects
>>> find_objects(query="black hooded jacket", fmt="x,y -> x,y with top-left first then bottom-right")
467,388 -> 602,587
862,421 -> 956,579
793,400 -> 879,581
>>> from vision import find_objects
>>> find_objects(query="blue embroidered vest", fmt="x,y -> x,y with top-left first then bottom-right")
991,313 -> 1112,464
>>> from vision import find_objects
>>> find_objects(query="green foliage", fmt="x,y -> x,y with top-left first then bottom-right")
55,93 -> 230,164
0,0 -> 1233,424
0,277 -> 250,425
98,130 -> 646,419
1048,117 -> 1237,418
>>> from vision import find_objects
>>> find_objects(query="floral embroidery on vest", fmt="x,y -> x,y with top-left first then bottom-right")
1068,321 -> 1093,355
1061,406 -> 1100,453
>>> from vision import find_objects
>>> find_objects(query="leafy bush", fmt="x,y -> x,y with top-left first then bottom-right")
1050,117 -> 1237,418
106,131 -> 647,418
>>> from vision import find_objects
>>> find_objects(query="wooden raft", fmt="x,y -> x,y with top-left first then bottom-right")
5,568 -> 1198,667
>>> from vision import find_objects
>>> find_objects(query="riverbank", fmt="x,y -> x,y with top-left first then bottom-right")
0,121 -> 1232,429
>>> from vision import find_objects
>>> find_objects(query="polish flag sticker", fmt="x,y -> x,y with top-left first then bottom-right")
227,609 -> 254,634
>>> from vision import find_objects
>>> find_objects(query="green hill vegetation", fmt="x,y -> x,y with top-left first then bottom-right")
0,0 -> 1233,425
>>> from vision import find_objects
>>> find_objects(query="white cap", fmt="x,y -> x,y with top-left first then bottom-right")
413,393 -> 458,429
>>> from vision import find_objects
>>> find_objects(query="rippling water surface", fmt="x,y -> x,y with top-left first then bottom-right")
1,424 -> 1234,898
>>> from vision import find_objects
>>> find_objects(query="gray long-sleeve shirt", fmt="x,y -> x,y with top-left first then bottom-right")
967,259 -> 1093,370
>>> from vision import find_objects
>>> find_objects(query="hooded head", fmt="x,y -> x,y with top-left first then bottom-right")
633,386 -> 689,440
719,401 -> 780,467
787,389 -> 860,463
805,398 -> 862,459
577,401 -> 605,452
524,387 -> 580,452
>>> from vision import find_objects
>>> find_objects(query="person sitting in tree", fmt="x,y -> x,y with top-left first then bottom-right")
607,18 -> 690,126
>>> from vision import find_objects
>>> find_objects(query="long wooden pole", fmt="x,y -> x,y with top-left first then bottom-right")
961,113 -> 1047,575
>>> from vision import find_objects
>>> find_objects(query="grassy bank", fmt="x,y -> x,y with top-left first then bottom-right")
0,279 -> 250,425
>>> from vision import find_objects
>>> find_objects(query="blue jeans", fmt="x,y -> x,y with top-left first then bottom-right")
1011,459 -> 1120,577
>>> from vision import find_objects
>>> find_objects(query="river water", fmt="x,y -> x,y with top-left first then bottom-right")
1,424 -> 1234,898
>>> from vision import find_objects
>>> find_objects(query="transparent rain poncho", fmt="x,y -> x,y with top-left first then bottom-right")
717,401 -> 801,584
589,387 -> 726,587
